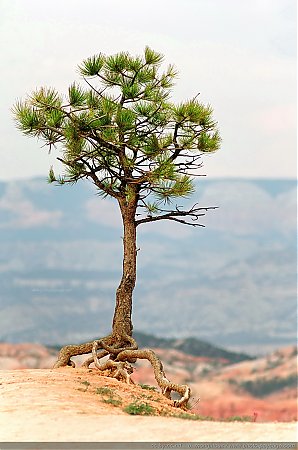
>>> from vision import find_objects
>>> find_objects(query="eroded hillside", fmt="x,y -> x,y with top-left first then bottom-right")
0,341 -> 296,422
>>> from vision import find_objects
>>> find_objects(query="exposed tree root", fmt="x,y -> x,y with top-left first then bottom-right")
81,350 -> 108,368
53,342 -> 93,368
92,341 -> 135,384
53,334 -> 191,408
53,335 -> 113,368
89,339 -> 190,408
115,347 -> 190,408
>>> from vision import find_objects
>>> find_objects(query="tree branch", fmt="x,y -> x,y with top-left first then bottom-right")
56,157 -> 121,198
90,131 -> 122,156
135,204 -> 217,227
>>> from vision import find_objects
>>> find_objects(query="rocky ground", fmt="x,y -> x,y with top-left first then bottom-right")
0,368 -> 297,442
0,342 -> 297,423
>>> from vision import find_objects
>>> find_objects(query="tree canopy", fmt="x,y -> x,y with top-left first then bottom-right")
13,46 -> 220,226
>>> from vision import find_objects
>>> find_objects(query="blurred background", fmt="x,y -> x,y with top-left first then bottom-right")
0,0 -> 296,421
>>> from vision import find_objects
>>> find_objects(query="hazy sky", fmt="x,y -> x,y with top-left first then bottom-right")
0,0 -> 296,181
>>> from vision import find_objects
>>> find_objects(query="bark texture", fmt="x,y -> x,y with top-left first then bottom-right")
111,197 -> 137,341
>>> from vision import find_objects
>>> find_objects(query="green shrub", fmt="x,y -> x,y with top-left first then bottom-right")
77,380 -> 91,392
96,387 -> 114,395
96,386 -> 122,407
124,402 -> 155,415
225,416 -> 252,422
174,412 -> 214,421
139,383 -> 157,391
102,397 -> 122,407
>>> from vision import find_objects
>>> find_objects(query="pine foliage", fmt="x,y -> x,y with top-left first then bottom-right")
13,47 -> 220,217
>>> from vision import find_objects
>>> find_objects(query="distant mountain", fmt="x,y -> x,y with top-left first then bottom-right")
132,331 -> 254,363
1,330 -> 253,370
0,177 -> 296,354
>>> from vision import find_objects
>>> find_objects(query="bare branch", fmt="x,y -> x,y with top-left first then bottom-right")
83,76 -> 117,98
169,123 -> 181,161
135,204 -> 218,227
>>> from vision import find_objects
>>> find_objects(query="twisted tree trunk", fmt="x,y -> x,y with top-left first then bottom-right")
111,197 -> 137,342
53,196 -> 138,366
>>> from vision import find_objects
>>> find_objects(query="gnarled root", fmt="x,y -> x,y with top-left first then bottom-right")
53,342 -> 93,368
53,335 -> 113,368
53,334 -> 190,408
91,340 -> 135,384
81,349 -> 108,368
115,348 -> 190,408
90,339 -> 190,408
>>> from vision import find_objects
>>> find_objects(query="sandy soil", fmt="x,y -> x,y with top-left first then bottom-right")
0,368 -> 296,442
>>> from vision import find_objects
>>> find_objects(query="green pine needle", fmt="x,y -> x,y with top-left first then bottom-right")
155,176 -> 195,204
30,87 -> 62,108
78,54 -> 106,76
47,166 -> 56,183
68,83 -> 86,107
144,46 -> 164,66
197,131 -> 221,152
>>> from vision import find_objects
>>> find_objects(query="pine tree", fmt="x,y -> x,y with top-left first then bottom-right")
13,47 -> 220,407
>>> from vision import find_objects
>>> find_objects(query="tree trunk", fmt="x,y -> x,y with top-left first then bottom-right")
53,192 -> 191,408
111,197 -> 137,343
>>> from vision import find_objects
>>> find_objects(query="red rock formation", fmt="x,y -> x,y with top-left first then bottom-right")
0,343 -> 296,422
0,343 -> 57,369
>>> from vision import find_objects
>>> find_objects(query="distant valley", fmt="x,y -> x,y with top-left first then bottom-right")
0,177 -> 296,354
